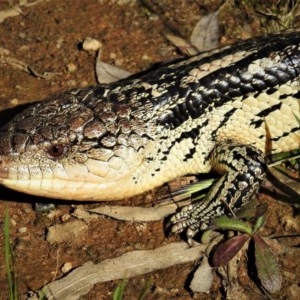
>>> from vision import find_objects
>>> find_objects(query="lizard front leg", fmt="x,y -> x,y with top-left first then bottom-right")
170,142 -> 267,243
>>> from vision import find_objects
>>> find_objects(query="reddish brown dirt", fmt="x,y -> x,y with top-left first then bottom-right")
0,1 -> 299,299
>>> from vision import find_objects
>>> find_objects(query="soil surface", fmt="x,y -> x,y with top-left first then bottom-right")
0,0 -> 300,299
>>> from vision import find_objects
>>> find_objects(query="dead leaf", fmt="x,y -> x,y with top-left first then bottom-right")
0,0 -> 49,23
0,6 -> 22,23
96,51 -> 131,84
35,242 -> 206,300
87,203 -> 177,222
0,49 -> 59,79
190,12 -> 219,52
164,33 -> 198,56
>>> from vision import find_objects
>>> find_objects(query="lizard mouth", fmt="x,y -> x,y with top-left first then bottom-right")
0,154 -> 141,201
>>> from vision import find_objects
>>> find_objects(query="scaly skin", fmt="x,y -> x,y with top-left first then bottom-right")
0,32 -> 299,237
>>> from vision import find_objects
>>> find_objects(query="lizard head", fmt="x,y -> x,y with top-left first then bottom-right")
0,88 -> 154,201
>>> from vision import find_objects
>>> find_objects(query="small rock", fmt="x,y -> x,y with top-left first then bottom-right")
10,218 -> 17,227
82,37 -> 102,52
56,38 -> 64,49
61,214 -> 71,222
66,63 -> 77,73
61,262 -> 73,273
47,209 -> 62,220
109,52 -> 117,59
47,220 -> 88,244
10,98 -> 19,106
170,288 -> 179,296
18,227 -> 27,234
145,194 -> 153,201
135,223 -> 147,234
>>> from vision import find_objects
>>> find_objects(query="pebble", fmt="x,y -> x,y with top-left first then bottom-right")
47,209 -> 62,220
18,227 -> 27,234
61,262 -> 73,273
109,52 -> 117,59
47,220 -> 88,244
66,63 -> 77,73
82,37 -> 102,52
56,38 -> 64,49
61,214 -> 71,222
10,218 -> 17,227
10,98 -> 19,105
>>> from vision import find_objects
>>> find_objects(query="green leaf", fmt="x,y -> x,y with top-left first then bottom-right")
201,229 -> 215,244
267,166 -> 300,206
252,216 -> 265,233
212,216 -> 253,235
113,278 -> 127,300
4,206 -> 18,300
179,178 -> 215,200
138,279 -> 151,300
269,150 -> 300,167
253,235 -> 282,293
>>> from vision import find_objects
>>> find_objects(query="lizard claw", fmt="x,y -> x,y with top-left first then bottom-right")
167,203 -> 210,244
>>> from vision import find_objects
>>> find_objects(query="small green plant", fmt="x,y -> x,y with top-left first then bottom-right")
253,0 -> 300,32
177,145 -> 300,294
4,206 -> 18,300
113,278 -> 127,300
113,278 -> 151,300
209,215 -> 282,294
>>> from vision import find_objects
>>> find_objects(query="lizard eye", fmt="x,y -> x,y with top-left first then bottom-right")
47,144 -> 66,158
